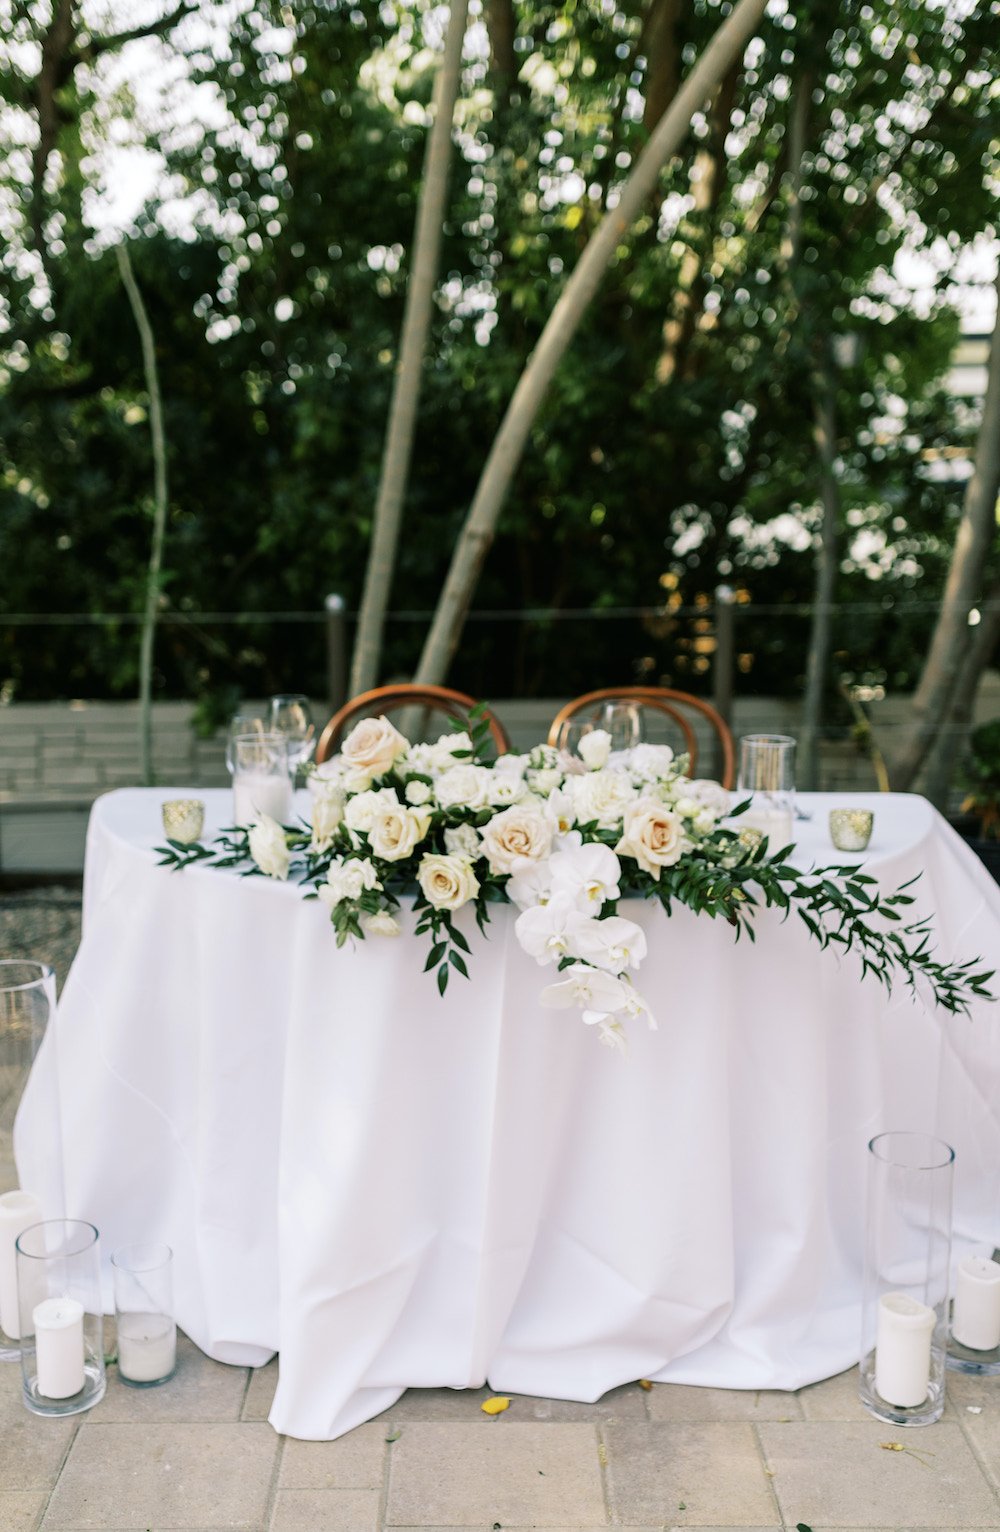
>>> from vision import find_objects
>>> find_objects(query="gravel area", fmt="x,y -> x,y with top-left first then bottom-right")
0,883 -> 82,992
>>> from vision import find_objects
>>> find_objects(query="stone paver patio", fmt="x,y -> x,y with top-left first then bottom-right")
3,887 -> 1000,1531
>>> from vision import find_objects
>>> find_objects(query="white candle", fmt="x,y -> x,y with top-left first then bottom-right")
233,774 -> 292,827
740,806 -> 794,846
117,1311 -> 176,1383
0,1191 -> 42,1340
875,1291 -> 935,1407
952,1256 -> 1000,1351
34,1297 -> 85,1399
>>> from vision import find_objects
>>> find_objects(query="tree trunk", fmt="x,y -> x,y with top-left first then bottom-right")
799,351 -> 841,790
641,0 -> 684,136
485,0 -> 517,104
889,263 -> 1000,790
413,0 -> 769,688
116,245 -> 169,787
919,583 -> 1000,810
348,0 -> 471,697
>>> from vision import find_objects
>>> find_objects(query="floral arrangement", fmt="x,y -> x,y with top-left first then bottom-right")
160,708 -> 993,1051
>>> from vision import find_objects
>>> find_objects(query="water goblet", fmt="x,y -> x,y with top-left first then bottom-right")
269,694 -> 316,776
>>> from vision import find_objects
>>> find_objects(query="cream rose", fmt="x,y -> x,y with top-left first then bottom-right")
340,715 -> 409,777
417,853 -> 480,912
479,805 -> 554,876
362,910 -> 402,937
368,803 -> 431,862
344,787 -> 399,834
248,814 -> 291,880
615,797 -> 685,878
404,779 -> 433,806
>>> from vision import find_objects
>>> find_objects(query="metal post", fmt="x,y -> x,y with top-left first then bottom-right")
325,594 -> 347,716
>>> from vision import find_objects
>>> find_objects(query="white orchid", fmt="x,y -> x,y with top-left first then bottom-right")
506,858 -> 554,910
548,843 -> 621,912
539,963 -> 631,1014
569,914 -> 646,974
515,901 -> 594,965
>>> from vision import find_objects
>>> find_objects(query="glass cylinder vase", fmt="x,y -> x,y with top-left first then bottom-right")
947,1248 -> 1000,1375
736,734 -> 796,849
16,1219 -> 105,1416
859,1132 -> 954,1426
231,733 -> 292,828
112,1242 -> 176,1387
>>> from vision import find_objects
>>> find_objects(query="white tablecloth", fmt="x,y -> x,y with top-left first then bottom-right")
15,788 -> 1000,1439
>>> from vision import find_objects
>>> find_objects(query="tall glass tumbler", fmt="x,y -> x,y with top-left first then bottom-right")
736,734 -> 796,848
859,1132 -> 955,1426
16,1219 -> 105,1416
231,732 -> 293,828
112,1242 -> 176,1387
0,961 -> 55,1360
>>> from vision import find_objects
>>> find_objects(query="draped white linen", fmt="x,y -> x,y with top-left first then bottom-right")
15,788 -> 1000,1439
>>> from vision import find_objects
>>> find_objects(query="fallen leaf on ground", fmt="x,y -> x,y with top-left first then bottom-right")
637,1377 -> 653,1390
481,1395 -> 511,1415
384,1428 -> 401,1443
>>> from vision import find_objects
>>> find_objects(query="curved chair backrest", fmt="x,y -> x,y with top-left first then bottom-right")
316,684 -> 511,763
547,686 -> 735,788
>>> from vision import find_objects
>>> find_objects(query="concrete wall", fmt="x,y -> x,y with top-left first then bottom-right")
2,683 -> 998,873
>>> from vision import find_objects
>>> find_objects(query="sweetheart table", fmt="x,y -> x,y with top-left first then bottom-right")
14,787 -> 1000,1438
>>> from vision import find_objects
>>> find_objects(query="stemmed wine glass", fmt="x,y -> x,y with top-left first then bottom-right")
269,694 -> 316,776
599,702 -> 642,753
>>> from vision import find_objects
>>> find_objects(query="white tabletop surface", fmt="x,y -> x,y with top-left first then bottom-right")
16,787 -> 1000,1439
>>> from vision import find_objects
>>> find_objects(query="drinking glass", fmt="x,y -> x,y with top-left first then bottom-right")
231,733 -> 292,827
225,714 -> 266,776
599,702 -> 642,753
269,695 -> 315,774
736,734 -> 796,848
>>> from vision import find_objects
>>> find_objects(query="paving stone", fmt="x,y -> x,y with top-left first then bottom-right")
646,1384 -> 802,1421
757,1420 -> 999,1527
242,1358 -> 278,1421
96,1330 -> 247,1422
385,1422 -> 606,1527
381,1387 -> 494,1422
270,1487 -> 380,1531
0,1361 -> 79,1492
603,1423 -> 777,1527
40,1422 -> 278,1529
797,1366 -> 957,1422
383,1383 -> 647,1424
0,1489 -> 48,1529
280,1421 -> 385,1488
956,1406 -> 1000,1494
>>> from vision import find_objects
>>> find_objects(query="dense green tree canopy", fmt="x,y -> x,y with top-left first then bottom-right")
0,0 -> 996,714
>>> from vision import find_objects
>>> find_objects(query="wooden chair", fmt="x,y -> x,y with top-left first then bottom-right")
315,684 -> 511,763
547,686 -> 735,788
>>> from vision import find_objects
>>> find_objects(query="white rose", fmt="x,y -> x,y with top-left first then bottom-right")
628,743 -> 676,782
494,753 -> 528,779
443,822 -> 481,859
368,803 -> 431,862
615,797 -> 685,879
438,729 -> 473,759
340,715 -> 409,777
417,853 -> 480,912
248,814 -> 291,880
404,779 -> 433,806
693,809 -> 717,834
308,760 -> 347,797
317,856 -> 381,908
479,805 -> 554,876
486,772 -> 528,806
310,789 -> 344,851
578,729 -> 613,769
435,763 -> 492,811
362,910 -> 401,937
571,769 -> 637,829
344,787 -> 399,834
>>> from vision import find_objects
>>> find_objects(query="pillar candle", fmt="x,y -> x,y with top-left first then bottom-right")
34,1297 -> 85,1399
233,774 -> 292,827
0,1191 -> 42,1340
875,1291 -> 935,1408
117,1311 -> 176,1384
740,806 -> 794,846
952,1256 -> 1000,1351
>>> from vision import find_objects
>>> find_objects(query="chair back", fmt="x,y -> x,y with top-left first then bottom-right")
547,686 -> 735,788
316,684 -> 511,763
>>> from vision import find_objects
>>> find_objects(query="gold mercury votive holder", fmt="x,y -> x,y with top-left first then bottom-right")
829,808 -> 874,852
161,799 -> 205,844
